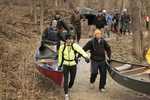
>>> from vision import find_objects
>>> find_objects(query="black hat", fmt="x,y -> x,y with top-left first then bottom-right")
65,33 -> 72,40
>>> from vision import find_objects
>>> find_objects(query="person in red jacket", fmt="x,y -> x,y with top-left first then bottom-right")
144,15 -> 150,30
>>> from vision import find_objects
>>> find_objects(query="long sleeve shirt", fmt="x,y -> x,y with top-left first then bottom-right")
58,43 -> 88,66
83,38 -> 111,62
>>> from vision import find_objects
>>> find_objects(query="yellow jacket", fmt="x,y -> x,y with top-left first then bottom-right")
146,48 -> 150,64
58,43 -> 88,66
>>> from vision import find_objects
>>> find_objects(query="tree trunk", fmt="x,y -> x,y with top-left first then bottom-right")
33,0 -> 37,24
55,0 -> 58,7
40,0 -> 44,34
79,0 -> 85,7
99,0 -> 104,9
130,0 -> 144,61
30,0 -> 33,16
64,0 -> 69,9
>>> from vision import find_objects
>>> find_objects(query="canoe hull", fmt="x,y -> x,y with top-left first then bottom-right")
108,60 -> 150,95
36,64 -> 63,86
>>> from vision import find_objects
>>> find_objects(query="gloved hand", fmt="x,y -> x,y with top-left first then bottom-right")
58,66 -> 63,71
107,58 -> 111,64
85,57 -> 90,63
39,42 -> 46,51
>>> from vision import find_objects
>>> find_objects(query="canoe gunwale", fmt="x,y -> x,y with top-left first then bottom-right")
35,62 -> 64,86
111,59 -> 150,68
108,59 -> 150,95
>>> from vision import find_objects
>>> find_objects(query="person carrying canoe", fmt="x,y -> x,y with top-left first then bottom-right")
58,33 -> 90,100
40,15 -> 70,52
94,12 -> 107,30
83,29 -> 111,92
71,8 -> 81,43
120,9 -> 131,35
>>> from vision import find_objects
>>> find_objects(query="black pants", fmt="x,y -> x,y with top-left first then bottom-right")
74,25 -> 81,43
114,23 -> 119,33
90,60 -> 107,89
63,65 -> 77,94
146,21 -> 149,30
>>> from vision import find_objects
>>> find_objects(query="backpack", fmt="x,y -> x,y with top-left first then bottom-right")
60,43 -> 79,67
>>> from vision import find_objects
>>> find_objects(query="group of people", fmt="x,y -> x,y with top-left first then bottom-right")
66,8 -> 147,38
43,8 -> 132,49
57,28 -> 111,100
48,13 -> 111,100
41,12 -> 111,100
41,8 -> 134,100
38,7 -> 150,100
82,8 -> 132,38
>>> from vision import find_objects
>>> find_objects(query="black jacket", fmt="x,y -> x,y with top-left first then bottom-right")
83,38 -> 111,62
42,27 -> 58,42
94,16 -> 107,29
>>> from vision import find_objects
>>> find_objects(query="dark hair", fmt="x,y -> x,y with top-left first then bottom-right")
56,20 -> 63,29
65,34 -> 71,40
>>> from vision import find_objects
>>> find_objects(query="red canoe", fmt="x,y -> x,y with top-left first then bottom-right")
36,63 -> 64,86
35,46 -> 64,86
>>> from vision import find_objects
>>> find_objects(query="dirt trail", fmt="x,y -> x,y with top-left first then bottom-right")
68,39 -> 150,100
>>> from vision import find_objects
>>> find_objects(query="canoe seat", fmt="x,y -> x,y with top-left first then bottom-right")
131,69 -> 150,77
120,67 -> 146,75
115,64 -> 132,71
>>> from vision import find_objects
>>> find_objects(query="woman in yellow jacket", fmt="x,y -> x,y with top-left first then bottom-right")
58,34 -> 89,100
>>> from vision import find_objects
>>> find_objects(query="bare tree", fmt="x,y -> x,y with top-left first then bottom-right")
33,0 -> 37,24
30,0 -> 34,16
55,0 -> 58,7
130,0 -> 144,61
40,0 -> 44,34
